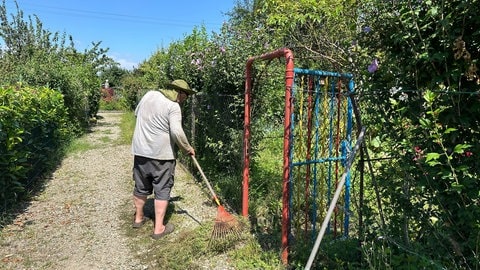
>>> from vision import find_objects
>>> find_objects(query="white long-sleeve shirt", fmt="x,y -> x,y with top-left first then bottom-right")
131,90 -> 193,160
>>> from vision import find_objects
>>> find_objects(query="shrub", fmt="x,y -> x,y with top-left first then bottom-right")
0,85 -> 71,210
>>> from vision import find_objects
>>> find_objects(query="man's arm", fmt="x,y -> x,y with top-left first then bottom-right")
169,105 -> 195,155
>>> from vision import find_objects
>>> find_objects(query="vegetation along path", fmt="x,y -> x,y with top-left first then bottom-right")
0,111 -> 235,270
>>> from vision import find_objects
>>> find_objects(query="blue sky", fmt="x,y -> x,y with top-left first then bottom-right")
4,0 -> 236,69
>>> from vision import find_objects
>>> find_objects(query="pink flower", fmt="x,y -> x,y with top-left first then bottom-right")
465,151 -> 473,157
413,146 -> 424,161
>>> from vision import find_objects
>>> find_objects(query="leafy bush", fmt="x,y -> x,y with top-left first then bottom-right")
1,2 -> 111,131
99,96 -> 124,111
0,85 -> 71,209
357,0 -> 480,267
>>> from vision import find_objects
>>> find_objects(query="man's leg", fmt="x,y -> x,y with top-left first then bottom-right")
133,194 -> 147,223
153,199 -> 168,234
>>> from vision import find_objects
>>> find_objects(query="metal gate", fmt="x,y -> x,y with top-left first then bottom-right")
289,68 -> 354,241
242,48 -> 355,264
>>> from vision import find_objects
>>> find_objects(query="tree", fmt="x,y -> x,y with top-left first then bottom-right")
256,0 -> 359,72
98,63 -> 130,88
0,0 -> 113,128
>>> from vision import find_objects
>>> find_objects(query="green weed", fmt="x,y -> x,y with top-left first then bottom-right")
118,111 -> 135,145
64,139 -> 96,155
99,99 -> 125,111
99,136 -> 111,144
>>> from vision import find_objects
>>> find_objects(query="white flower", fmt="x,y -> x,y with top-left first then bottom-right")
399,92 -> 408,101
389,86 -> 402,96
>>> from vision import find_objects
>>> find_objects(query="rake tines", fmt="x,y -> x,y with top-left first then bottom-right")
191,156 -> 244,245
211,206 -> 242,239
208,206 -> 243,248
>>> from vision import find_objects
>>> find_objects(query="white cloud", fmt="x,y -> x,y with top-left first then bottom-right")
113,56 -> 138,70
109,53 -> 140,70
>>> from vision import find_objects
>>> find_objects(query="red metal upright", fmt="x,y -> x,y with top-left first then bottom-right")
242,48 -> 294,265
242,57 -> 253,218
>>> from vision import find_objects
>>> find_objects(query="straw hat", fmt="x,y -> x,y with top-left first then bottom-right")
167,79 -> 197,95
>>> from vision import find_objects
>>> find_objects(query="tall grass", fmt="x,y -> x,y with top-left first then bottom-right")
119,111 -> 135,145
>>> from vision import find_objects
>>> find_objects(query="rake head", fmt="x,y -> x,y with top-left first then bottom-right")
210,205 -> 242,240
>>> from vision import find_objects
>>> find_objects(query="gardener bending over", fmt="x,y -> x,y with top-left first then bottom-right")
131,79 -> 196,240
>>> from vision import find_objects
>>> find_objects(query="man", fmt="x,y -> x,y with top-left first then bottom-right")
131,79 -> 196,240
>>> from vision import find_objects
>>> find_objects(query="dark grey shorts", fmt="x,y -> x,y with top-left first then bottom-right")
132,156 -> 175,200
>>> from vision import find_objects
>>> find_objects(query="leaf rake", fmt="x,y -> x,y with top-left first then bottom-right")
191,156 -> 242,241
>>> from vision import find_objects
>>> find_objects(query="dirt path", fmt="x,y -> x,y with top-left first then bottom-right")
0,111 -> 225,269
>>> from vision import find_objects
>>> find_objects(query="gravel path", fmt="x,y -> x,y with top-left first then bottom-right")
0,111 -> 226,270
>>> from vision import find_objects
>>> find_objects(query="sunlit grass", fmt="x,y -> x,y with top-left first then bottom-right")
121,199 -> 279,269
229,238 -> 284,270
99,136 -> 111,143
118,110 -> 135,145
99,99 -> 125,111
64,138 -> 96,155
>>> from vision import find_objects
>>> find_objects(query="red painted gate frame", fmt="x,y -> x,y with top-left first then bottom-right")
242,48 -> 294,264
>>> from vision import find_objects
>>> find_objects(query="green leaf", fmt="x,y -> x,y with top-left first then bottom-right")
453,144 -> 471,154
451,182 -> 464,193
444,128 -> 457,134
371,136 -> 381,148
425,152 -> 440,162
419,118 -> 431,128
427,160 -> 441,166
423,90 -> 436,104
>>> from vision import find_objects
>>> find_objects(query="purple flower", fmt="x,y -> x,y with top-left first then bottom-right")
368,59 -> 378,73
220,46 -> 226,53
363,26 -> 371,33
190,58 -> 203,70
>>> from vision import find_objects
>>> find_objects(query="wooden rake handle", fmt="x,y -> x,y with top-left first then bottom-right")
191,155 -> 221,206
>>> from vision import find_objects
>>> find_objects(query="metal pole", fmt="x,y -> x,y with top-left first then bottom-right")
305,127 -> 366,270
241,48 -> 294,265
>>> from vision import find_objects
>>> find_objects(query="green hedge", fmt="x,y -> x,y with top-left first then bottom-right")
0,85 -> 71,209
